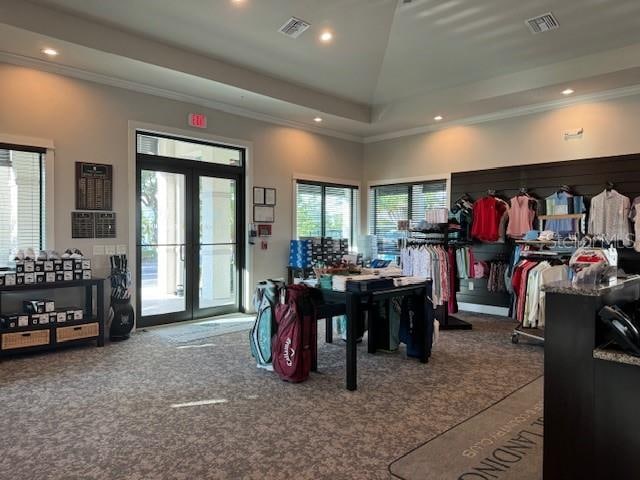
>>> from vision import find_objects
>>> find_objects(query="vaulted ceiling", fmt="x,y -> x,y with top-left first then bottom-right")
2,0 -> 640,141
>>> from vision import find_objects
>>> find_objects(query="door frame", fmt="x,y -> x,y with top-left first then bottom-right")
135,133 -> 246,328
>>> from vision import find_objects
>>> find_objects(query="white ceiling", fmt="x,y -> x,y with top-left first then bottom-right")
2,0 -> 640,141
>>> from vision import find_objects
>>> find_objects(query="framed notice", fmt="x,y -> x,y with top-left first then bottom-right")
253,187 -> 265,205
254,205 -> 275,223
76,162 -> 113,210
264,188 -> 276,206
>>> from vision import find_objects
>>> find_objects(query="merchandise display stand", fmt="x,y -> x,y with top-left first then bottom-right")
0,279 -> 105,356
405,222 -> 472,331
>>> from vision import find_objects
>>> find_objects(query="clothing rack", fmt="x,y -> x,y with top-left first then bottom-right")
510,250 -> 572,345
405,223 -> 472,331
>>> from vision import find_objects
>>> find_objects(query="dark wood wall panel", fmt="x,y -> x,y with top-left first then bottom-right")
451,153 -> 640,308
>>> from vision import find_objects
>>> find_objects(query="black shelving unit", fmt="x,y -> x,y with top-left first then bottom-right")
0,278 -> 105,356
405,223 -> 472,331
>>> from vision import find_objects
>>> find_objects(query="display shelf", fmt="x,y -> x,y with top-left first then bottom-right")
515,240 -> 557,245
538,214 -> 585,220
0,278 -> 98,292
1,317 -> 99,334
0,278 -> 105,356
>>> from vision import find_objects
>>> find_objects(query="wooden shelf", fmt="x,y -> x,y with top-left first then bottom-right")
538,214 -> 585,220
515,240 -> 557,245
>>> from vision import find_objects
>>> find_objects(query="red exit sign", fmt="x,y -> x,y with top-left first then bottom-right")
188,113 -> 207,129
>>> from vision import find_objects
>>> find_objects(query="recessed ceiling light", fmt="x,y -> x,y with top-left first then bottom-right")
434,115 -> 443,121
231,0 -> 245,5
314,117 -> 323,123
562,88 -> 574,96
41,48 -> 58,56
319,31 -> 333,43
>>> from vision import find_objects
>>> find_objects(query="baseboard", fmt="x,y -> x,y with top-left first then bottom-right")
458,302 -> 510,317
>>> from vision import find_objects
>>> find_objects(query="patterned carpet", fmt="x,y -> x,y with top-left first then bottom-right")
0,313 -> 543,480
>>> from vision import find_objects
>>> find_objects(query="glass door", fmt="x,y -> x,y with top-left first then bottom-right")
196,176 -> 239,317
136,131 -> 245,327
138,168 -> 191,325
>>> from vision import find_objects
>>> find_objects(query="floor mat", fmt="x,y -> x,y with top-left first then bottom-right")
390,376 -> 543,480
146,314 -> 255,343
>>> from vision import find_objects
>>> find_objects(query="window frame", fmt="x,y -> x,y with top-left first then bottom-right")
368,178 -> 449,258
294,178 -> 360,243
0,140 -> 53,264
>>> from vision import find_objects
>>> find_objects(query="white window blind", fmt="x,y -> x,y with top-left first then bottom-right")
295,181 -> 359,245
295,183 -> 322,238
0,147 -> 45,267
369,179 -> 447,259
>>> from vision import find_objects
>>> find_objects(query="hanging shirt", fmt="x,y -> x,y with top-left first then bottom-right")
523,262 -> 550,328
507,195 -> 536,238
537,265 -> 569,327
629,196 -> 640,253
545,192 -> 574,235
588,189 -> 631,243
472,196 -> 507,242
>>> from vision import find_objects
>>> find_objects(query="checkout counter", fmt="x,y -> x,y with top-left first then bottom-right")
543,276 -> 640,480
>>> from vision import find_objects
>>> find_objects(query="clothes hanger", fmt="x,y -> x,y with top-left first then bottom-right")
487,189 -> 496,197
605,181 -> 615,192
558,184 -> 572,194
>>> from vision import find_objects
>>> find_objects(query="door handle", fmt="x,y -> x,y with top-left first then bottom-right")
179,245 -> 185,262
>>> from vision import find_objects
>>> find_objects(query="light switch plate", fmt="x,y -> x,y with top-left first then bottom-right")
116,244 -> 127,255
93,245 -> 105,256
105,245 -> 116,255
468,281 -> 474,291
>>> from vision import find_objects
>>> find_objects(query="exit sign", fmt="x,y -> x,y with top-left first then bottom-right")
188,113 -> 207,129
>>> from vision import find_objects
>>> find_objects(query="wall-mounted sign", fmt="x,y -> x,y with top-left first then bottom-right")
76,162 -> 113,210
188,113 -> 207,129
257,224 -> 272,237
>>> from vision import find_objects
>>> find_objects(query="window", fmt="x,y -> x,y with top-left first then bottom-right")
295,180 -> 359,246
369,180 -> 447,259
0,145 -> 46,268
137,133 -> 243,167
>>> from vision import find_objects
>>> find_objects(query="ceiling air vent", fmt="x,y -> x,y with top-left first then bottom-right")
525,12 -> 559,34
278,17 -> 311,38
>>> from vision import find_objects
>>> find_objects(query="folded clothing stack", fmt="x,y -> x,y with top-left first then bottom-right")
332,274 -> 379,292
392,276 -> 427,287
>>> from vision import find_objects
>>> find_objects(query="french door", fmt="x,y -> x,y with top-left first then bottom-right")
136,133 -> 245,327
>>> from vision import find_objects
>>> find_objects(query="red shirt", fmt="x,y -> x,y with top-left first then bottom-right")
471,196 -> 507,242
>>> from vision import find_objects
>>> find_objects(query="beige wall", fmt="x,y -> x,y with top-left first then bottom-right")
0,63 -> 364,306
362,94 -> 640,232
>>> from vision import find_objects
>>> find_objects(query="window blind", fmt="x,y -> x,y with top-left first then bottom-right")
295,181 -> 359,245
0,148 -> 45,267
369,179 -> 447,259
295,183 -> 323,238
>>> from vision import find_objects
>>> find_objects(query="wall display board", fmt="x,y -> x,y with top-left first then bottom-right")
71,212 -> 117,239
76,162 -> 113,210
451,153 -> 640,308
95,212 -> 117,239
71,212 -> 95,239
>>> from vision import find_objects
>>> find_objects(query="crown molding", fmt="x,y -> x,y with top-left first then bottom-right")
0,52 -> 364,143
363,83 -> 640,143
4,51 -> 640,146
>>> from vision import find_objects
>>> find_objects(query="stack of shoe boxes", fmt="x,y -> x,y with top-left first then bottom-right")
0,256 -> 91,287
0,299 -> 84,330
298,237 -> 350,266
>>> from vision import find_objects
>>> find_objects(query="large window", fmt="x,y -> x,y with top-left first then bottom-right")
369,180 -> 447,259
0,145 -> 46,268
295,180 -> 359,246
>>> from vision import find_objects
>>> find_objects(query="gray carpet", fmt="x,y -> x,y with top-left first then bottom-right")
0,313 -> 543,480
390,376 -> 543,480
